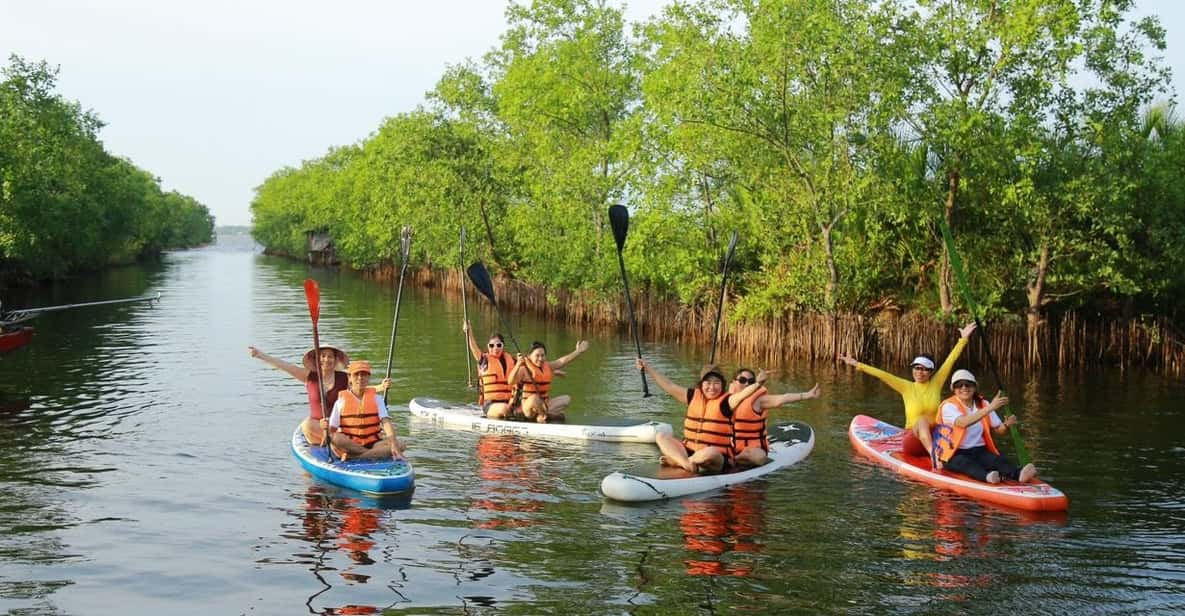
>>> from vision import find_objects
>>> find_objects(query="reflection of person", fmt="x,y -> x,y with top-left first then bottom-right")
637,358 -> 765,473
471,435 -> 545,530
681,483 -> 766,577
728,368 -> 821,467
934,369 -> 1037,484
463,322 -> 515,419
320,361 -> 406,461
248,345 -> 390,444
837,322 -> 976,462
508,340 -> 589,423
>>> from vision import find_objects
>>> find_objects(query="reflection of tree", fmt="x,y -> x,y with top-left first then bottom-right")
680,484 -> 769,577
469,435 -> 547,530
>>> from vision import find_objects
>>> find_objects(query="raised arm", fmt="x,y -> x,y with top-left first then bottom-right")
727,369 -> 769,409
636,358 -> 686,402
756,383 -> 821,410
550,340 -> 589,370
839,353 -> 911,396
248,346 -> 309,382
933,322 -> 976,386
462,321 -> 483,361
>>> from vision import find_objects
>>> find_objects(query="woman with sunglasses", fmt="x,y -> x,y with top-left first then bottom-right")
463,321 -> 516,419
837,321 -> 976,464
729,369 -> 821,466
636,358 -> 767,474
934,369 -> 1037,483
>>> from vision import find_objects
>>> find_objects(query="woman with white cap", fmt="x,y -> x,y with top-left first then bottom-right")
838,322 -> 976,464
934,369 -> 1037,483
248,344 -> 390,444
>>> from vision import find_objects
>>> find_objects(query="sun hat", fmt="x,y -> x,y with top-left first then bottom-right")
347,360 -> 372,376
303,345 -> 349,372
910,356 -> 936,370
950,369 -> 977,387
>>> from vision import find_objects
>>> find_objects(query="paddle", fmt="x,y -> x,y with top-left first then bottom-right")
383,226 -> 413,405
465,260 -> 537,408
608,204 -> 651,397
938,218 -> 1031,466
460,226 -> 474,389
708,231 -> 739,365
303,279 -> 336,463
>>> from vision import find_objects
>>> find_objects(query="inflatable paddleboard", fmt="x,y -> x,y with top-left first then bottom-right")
291,425 -> 414,495
599,421 -> 815,502
408,397 -> 672,443
848,414 -> 1067,512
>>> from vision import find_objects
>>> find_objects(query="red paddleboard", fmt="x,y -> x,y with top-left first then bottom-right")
0,327 -> 33,355
849,414 -> 1068,512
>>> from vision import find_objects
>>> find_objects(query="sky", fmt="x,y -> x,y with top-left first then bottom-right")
1,1 -> 1181,227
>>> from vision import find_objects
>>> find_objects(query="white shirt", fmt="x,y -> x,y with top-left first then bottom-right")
329,391 -> 389,428
941,400 -> 1002,449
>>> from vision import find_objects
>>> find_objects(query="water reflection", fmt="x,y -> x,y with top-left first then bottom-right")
680,484 -> 769,577
469,435 -> 548,530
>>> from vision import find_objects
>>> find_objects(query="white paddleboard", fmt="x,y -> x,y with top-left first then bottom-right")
408,397 -> 673,443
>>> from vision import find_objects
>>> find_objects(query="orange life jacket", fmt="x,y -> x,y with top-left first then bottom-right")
683,389 -> 734,453
479,353 -> 513,404
933,395 -> 999,463
336,387 -> 383,447
730,386 -> 769,456
520,360 -> 552,403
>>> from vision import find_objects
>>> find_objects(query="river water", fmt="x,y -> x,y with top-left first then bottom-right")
1,235 -> 1183,615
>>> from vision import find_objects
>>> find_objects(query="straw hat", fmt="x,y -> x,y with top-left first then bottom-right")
302,345 -> 349,373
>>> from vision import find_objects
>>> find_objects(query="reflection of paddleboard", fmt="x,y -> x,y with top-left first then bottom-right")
290,425 -> 414,496
408,397 -> 672,443
848,414 -> 1068,512
599,421 -> 814,502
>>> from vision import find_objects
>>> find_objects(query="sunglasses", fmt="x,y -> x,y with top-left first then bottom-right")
735,376 -> 755,385
488,342 -> 503,348
911,365 -> 933,371
953,381 -> 976,389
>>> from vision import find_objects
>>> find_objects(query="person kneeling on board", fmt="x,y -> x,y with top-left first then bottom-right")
636,358 -> 765,474
319,360 -> 407,461
932,369 -> 1037,484
729,368 -> 821,467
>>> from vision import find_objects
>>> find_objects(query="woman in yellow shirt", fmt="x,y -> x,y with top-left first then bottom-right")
838,322 -> 976,463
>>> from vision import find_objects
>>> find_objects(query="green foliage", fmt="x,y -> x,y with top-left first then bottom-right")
0,54 -> 213,280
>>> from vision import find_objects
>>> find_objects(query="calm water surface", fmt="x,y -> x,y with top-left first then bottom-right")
1,236 -> 1184,615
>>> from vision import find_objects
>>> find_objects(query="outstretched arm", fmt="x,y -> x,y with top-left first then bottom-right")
839,353 -> 911,396
636,358 -> 686,402
462,321 -> 483,361
756,383 -> 820,411
248,346 -> 309,382
727,369 -> 769,409
933,322 -> 976,385
550,340 -> 589,370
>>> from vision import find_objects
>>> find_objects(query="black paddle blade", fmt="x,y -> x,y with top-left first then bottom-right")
608,204 -> 630,252
466,261 -> 497,306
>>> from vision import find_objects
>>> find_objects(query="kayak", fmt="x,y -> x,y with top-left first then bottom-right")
848,414 -> 1068,512
408,397 -> 673,443
599,421 -> 815,502
0,327 -> 33,355
290,425 -> 414,495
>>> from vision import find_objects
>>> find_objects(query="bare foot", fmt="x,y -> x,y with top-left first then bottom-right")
1018,463 -> 1037,482
985,471 -> 1001,484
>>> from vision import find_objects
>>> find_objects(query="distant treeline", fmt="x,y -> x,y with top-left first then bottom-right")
251,0 -> 1185,345
0,55 -> 214,284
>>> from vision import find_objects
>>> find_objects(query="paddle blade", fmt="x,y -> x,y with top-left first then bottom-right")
400,226 -> 413,263
303,279 -> 320,322
608,204 -> 630,252
466,261 -> 497,306
724,230 -> 738,266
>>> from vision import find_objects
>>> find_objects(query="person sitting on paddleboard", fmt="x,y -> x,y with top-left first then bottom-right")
637,358 -> 767,474
933,369 -> 1037,484
837,321 -> 976,466
248,345 -> 391,444
319,360 -> 406,462
728,368 -> 821,467
464,322 -> 518,419
508,340 -> 590,424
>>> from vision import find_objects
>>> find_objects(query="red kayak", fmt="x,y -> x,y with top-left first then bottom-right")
849,414 -> 1068,512
0,327 -> 33,355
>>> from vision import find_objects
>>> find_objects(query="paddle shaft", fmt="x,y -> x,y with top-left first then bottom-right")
938,219 -> 1030,466
614,250 -> 651,397
708,231 -> 738,365
384,227 -> 413,404
460,227 -> 474,388
303,280 -> 336,463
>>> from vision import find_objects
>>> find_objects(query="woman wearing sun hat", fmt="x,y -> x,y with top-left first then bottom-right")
933,369 -> 1037,484
248,344 -> 390,444
837,321 -> 976,463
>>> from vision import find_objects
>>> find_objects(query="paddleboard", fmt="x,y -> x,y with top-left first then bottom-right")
599,421 -> 815,502
848,414 -> 1068,512
408,397 -> 673,443
291,425 -> 414,495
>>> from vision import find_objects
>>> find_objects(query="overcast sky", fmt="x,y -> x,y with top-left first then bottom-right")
1,0 -> 1180,227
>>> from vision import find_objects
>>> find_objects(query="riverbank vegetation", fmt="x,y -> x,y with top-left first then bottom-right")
0,56 -> 214,286
251,0 -> 1185,371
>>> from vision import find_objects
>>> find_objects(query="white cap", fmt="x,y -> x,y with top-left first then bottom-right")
910,356 -> 935,370
950,369 -> 977,386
